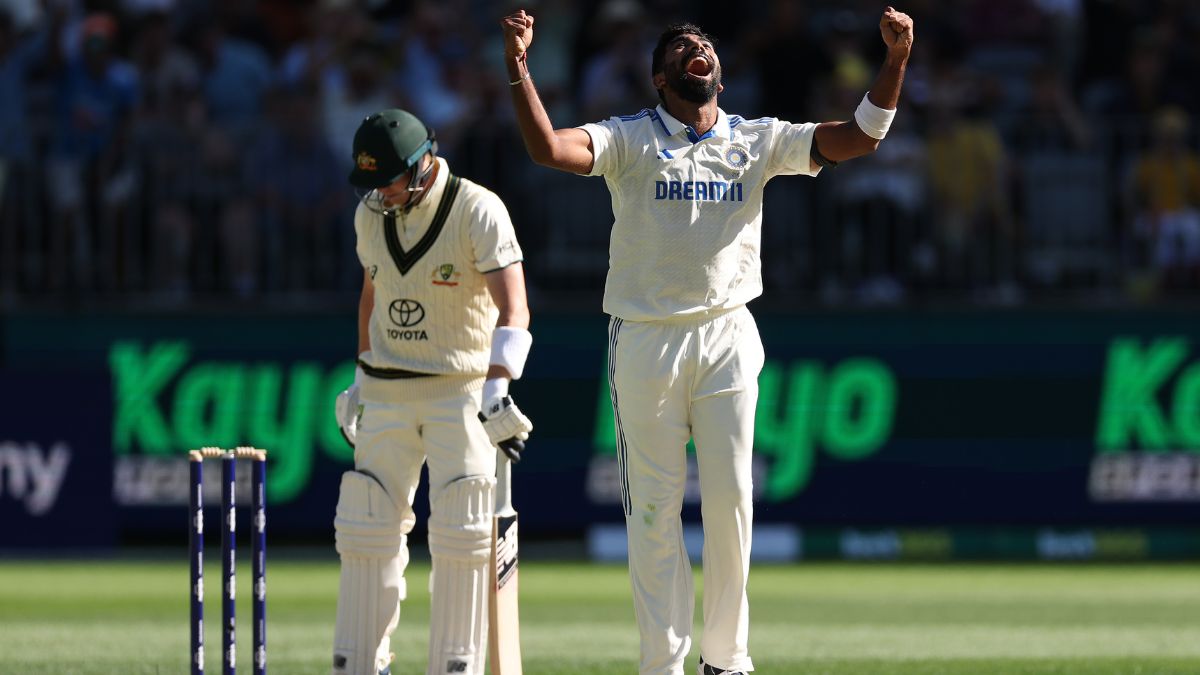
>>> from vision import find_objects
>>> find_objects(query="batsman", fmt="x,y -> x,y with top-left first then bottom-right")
330,108 -> 533,675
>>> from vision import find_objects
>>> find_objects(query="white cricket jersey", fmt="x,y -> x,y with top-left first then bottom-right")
355,157 -> 523,376
580,105 -> 821,321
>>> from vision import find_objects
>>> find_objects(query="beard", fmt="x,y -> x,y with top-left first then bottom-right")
663,60 -> 721,104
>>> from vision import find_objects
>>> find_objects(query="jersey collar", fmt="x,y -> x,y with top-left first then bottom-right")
654,104 -> 731,144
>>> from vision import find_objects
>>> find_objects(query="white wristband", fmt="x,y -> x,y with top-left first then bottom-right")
854,93 -> 896,140
490,326 -> 533,380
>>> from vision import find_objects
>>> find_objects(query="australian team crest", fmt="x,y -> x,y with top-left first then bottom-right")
432,263 -> 461,287
356,152 -> 377,171
723,143 -> 750,171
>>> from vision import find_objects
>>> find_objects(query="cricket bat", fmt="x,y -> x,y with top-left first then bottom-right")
489,450 -> 522,674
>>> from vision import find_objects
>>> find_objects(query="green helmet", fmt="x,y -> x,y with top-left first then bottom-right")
348,109 -> 437,190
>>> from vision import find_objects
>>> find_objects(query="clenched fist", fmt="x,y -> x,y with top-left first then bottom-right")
880,6 -> 914,58
501,9 -> 535,61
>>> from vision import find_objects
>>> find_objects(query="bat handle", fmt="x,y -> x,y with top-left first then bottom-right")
495,449 -> 515,515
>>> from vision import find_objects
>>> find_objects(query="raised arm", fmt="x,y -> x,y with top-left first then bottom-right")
501,10 -> 596,174
812,6 -> 914,167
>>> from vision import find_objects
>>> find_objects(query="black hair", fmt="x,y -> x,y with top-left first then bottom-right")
650,23 -> 716,77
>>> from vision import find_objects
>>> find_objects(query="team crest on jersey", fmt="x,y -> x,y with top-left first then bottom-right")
356,152 -> 377,171
432,263 -> 461,287
723,143 -> 750,171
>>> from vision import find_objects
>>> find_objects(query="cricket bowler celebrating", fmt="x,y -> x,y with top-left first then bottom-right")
501,7 -> 913,675
331,108 -> 533,675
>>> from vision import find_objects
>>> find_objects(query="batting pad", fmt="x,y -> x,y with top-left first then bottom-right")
333,471 -> 408,675
427,475 -> 494,675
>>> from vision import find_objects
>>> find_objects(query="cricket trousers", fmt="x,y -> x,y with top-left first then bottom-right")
608,306 -> 764,675
334,375 -> 497,675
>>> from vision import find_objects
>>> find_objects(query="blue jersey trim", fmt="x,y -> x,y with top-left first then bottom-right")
651,110 -> 670,137
617,108 -> 672,138
729,115 -> 772,129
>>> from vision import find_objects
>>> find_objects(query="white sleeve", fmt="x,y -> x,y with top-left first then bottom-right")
469,192 -> 524,273
353,202 -> 372,267
578,117 -> 623,177
767,119 -> 822,178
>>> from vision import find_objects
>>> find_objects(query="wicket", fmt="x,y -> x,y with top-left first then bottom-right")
189,447 -> 267,675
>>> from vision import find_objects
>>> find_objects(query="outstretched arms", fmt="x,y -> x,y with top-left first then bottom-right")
812,6 -> 914,167
501,10 -> 596,174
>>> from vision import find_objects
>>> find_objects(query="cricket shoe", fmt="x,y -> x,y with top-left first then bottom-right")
698,657 -> 747,675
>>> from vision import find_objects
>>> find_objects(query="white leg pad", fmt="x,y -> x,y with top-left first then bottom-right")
426,475 -> 495,675
333,471 -> 408,675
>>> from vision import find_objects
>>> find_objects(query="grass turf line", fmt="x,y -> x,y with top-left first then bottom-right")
0,559 -> 1197,673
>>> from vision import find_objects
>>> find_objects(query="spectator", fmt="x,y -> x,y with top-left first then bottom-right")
1012,64 -> 1091,152
194,16 -> 273,138
925,95 -> 1017,298
131,10 -> 198,116
1,0 -> 1197,306
576,0 -> 655,122
0,5 -> 58,295
390,1 -> 470,150
835,105 -> 928,304
189,122 -> 253,294
279,4 -> 390,178
278,0 -> 371,93
46,12 -> 138,292
1128,107 -> 1200,289
135,86 -> 206,297
129,10 -> 204,296
320,40 -> 399,178
747,0 -> 830,123
246,85 -> 344,293
1089,28 -> 1176,119
0,5 -> 52,169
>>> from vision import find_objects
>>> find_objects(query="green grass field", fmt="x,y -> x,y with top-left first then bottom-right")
1,555 -> 1199,674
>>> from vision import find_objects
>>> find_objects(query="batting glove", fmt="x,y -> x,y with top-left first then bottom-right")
479,395 -> 533,462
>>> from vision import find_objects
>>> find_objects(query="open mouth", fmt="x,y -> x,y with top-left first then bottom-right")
685,54 -> 713,77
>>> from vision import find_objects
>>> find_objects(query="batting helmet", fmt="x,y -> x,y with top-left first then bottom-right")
348,109 -> 437,190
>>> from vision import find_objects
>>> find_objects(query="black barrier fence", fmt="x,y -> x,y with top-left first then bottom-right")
1,310 -> 1198,558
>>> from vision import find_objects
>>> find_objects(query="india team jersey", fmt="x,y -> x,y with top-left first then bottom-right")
581,105 -> 821,321
355,157 -> 523,375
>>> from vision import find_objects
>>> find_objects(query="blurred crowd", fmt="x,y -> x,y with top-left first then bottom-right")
1,0 -> 1199,308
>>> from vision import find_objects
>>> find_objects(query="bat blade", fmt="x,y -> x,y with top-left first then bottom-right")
490,454 -> 522,674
